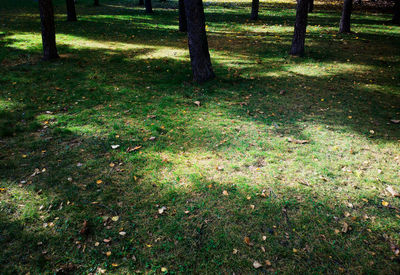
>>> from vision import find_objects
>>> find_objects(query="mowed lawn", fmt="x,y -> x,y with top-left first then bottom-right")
1,0 -> 400,273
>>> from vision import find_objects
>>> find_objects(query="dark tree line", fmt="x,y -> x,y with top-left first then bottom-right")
37,0 -> 399,82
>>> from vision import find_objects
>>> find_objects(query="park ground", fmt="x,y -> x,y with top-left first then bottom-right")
0,0 -> 400,273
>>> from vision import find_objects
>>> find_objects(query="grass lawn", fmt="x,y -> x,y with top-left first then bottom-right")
1,0 -> 400,273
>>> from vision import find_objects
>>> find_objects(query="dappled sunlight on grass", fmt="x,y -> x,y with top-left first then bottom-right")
1,0 -> 400,273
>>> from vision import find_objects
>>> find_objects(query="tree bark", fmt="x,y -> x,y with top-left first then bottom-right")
38,0 -> 59,60
393,0 -> 400,24
308,0 -> 314,12
94,0 -> 99,6
66,0 -> 77,21
339,0 -> 353,33
290,0 -> 309,56
184,0 -> 215,83
250,0 -> 259,20
139,0 -> 144,5
145,0 -> 153,13
179,0 -> 187,32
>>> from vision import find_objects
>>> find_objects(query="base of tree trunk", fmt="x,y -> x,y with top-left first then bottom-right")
250,0 -> 259,20
184,0 -> 215,83
289,0 -> 308,56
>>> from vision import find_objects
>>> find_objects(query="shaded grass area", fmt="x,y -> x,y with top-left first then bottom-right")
1,0 -> 400,273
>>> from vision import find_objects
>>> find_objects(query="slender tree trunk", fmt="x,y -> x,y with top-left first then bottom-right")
179,0 -> 187,32
393,0 -> 400,24
38,0 -> 59,60
145,0 -> 153,13
308,0 -> 314,12
184,0 -> 215,83
139,0 -> 144,5
94,0 -> 99,6
250,0 -> 259,20
66,0 -> 77,21
339,0 -> 353,33
290,0 -> 309,56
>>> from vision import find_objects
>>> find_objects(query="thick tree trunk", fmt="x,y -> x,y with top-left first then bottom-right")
179,0 -> 187,32
94,0 -> 99,6
393,0 -> 400,24
308,0 -> 314,12
184,0 -> 215,83
139,0 -> 144,5
290,0 -> 309,56
339,0 -> 353,33
66,0 -> 77,21
250,0 -> 259,20
145,0 -> 153,13
38,0 -> 59,60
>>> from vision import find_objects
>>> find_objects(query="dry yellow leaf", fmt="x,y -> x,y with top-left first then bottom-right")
106,251 -> 111,256
382,200 -> 389,207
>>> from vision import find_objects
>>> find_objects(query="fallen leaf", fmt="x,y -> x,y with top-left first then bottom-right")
103,238 -> 111,243
109,163 -> 115,168
390,119 -> 400,124
149,136 -> 156,141
232,248 -> 238,254
119,231 -> 126,236
253,261 -> 262,269
341,222 -> 349,233
386,186 -> 400,197
79,220 -> 89,235
293,248 -> 298,253
382,200 -> 389,207
265,260 -> 272,266
95,242 -> 100,246
287,137 -> 309,144
250,204 -> 255,209
158,206 -> 167,214
127,146 -> 142,152
112,263 -> 118,267
111,216 -> 119,222
96,179 -> 103,184
111,145 -> 120,149
194,101 -> 201,107
106,251 -> 112,256
222,190 -> 229,196
244,236 -> 251,245
161,267 -> 168,272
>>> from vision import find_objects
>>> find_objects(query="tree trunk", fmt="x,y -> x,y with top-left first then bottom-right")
38,0 -> 59,60
250,0 -> 259,20
308,0 -> 314,12
290,0 -> 309,56
145,0 -> 153,13
184,0 -> 215,83
393,0 -> 400,24
139,0 -> 144,5
179,0 -> 187,32
94,0 -> 99,6
66,0 -> 77,21
339,0 -> 353,33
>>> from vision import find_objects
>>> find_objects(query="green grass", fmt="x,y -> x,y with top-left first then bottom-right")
1,0 -> 400,273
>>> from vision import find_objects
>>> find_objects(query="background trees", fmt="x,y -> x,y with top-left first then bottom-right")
290,0 -> 309,55
38,0 -> 59,60
66,0 -> 77,22
250,0 -> 260,20
340,0 -> 353,33
179,0 -> 187,32
184,0 -> 215,82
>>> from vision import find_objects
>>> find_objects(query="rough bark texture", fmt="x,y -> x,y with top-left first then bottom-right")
139,0 -> 144,5
145,0 -> 153,13
308,0 -> 314,12
393,0 -> 400,24
66,0 -> 77,21
290,0 -> 308,56
339,0 -> 353,33
184,0 -> 215,83
250,0 -> 259,20
179,0 -> 187,32
94,0 -> 99,6
38,0 -> 59,60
